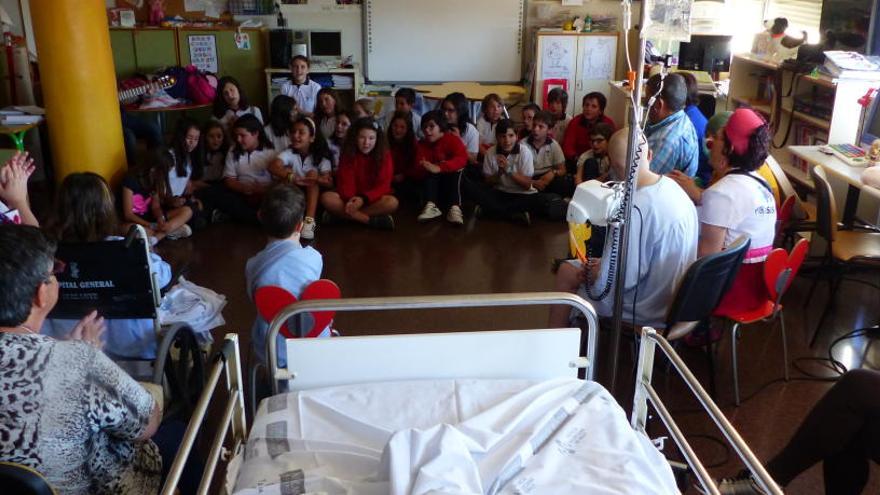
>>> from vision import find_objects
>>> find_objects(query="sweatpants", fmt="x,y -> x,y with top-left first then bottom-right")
424,170 -> 463,208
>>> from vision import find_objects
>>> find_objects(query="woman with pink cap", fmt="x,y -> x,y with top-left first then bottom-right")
696,107 -> 777,315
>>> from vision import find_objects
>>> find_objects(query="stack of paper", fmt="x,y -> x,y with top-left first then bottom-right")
332,74 -> 353,89
0,106 -> 44,125
824,51 -> 880,80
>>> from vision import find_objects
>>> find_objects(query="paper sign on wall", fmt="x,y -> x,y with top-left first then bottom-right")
541,37 -> 576,80
235,32 -> 251,50
189,35 -> 218,73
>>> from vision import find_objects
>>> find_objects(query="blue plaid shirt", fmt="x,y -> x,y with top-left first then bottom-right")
645,110 -> 699,177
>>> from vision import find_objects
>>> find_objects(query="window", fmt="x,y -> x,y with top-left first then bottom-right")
766,0 -> 824,43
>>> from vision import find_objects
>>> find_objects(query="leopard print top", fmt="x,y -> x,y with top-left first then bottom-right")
0,333 -> 161,494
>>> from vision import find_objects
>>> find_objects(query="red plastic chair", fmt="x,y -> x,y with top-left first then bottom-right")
723,238 -> 809,405
254,279 -> 341,338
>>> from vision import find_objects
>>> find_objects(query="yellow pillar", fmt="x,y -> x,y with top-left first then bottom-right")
30,0 -> 126,183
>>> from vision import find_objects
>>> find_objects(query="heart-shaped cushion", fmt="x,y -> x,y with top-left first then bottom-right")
254,280 -> 341,339
763,239 -> 809,300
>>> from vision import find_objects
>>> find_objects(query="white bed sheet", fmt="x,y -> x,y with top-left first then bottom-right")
232,378 -> 679,495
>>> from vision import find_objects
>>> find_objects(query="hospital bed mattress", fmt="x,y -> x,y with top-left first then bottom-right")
230,378 -> 679,495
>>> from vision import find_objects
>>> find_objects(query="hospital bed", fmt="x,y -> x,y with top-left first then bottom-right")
161,293 -> 782,495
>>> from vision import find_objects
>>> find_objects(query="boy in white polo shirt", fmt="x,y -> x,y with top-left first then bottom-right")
470,119 -> 543,226
522,110 -> 573,198
280,55 -> 323,116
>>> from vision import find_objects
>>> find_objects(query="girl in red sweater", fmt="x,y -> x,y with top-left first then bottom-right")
415,110 -> 468,225
320,118 -> 398,230
388,111 -> 420,201
561,91 -> 616,163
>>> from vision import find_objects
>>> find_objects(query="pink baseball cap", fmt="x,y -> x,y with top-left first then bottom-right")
725,108 -> 766,155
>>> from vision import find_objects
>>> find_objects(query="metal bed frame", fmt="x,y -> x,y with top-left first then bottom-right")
161,293 -> 782,495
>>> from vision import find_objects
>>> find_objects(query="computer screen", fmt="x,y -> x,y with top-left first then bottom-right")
860,92 -> 880,147
677,35 -> 732,72
309,31 -> 342,59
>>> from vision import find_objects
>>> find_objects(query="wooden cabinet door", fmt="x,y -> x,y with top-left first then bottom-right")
535,34 -> 578,114
133,29 -> 178,74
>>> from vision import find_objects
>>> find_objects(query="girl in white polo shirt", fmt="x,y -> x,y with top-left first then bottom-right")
216,114 -> 275,224
268,117 -> 334,240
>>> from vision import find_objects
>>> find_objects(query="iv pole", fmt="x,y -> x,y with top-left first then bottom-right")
609,0 -> 648,393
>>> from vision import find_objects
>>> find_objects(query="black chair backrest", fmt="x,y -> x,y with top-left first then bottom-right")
0,462 -> 56,495
810,165 -> 836,243
48,236 -> 156,320
665,236 -> 751,333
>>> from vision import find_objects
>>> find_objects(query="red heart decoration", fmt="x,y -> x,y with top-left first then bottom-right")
254,280 -> 341,339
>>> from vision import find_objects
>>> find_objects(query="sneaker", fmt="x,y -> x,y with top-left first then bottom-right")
446,205 -> 464,225
211,209 -> 229,224
368,214 -> 395,231
717,471 -> 766,495
418,202 -> 442,222
511,211 -> 531,227
302,216 -> 316,240
166,224 -> 192,240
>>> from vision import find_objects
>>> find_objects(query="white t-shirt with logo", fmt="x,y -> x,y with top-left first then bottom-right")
275,149 -> 332,178
482,144 -> 536,194
699,172 -> 777,263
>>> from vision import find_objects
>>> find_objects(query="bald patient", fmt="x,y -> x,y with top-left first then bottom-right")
550,128 -> 699,329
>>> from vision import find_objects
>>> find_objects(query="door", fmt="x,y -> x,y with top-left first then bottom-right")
574,34 -> 618,115
535,34 -> 578,114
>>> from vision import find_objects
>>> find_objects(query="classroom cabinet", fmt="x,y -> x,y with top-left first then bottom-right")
534,32 -> 619,116
110,28 -> 179,78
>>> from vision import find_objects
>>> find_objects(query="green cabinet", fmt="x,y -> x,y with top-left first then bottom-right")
110,28 -> 178,78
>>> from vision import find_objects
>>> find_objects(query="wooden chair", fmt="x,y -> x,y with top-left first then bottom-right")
716,239 -> 809,405
806,166 -> 880,347
764,155 -> 817,247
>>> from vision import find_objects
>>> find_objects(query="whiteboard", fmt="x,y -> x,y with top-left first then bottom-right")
364,0 -> 524,82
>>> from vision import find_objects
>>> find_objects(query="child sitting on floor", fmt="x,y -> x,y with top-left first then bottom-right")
268,117 -> 333,240
246,184 -> 325,367
120,154 -> 193,242
471,119 -> 539,226
523,110 -> 572,198
264,95 -> 298,153
386,87 -> 421,138
315,87 -> 340,140
476,93 -> 503,153
280,55 -> 323,115
518,103 -> 541,140
546,87 -> 571,141
320,118 -> 398,230
213,76 -> 263,135
575,122 -> 614,183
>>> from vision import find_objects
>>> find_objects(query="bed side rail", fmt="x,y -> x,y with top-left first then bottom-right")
161,334 -> 247,495
632,327 -> 783,495
267,292 -> 600,394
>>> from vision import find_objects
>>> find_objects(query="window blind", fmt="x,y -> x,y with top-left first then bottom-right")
766,0 -> 824,39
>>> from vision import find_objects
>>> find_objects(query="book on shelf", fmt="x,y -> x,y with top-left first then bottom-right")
823,51 -> 880,79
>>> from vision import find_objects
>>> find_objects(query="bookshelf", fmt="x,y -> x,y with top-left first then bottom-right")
727,53 -> 880,189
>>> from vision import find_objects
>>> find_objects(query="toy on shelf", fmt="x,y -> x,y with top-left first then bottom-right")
868,139 -> 880,164
149,0 -> 165,26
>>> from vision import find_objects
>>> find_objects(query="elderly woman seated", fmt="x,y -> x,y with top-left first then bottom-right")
0,225 -> 163,494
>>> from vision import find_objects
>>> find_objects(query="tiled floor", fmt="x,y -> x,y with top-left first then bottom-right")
155,202 -> 880,494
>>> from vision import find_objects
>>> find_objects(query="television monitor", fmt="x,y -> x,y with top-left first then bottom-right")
309,30 -> 342,61
859,91 -> 880,148
677,35 -> 732,73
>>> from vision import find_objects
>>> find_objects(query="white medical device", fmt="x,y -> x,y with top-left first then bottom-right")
566,180 -> 625,227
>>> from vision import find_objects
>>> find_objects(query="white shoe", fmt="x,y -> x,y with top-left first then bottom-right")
418,202 -> 442,222
166,224 -> 192,240
446,205 -> 464,225
302,216 -> 316,240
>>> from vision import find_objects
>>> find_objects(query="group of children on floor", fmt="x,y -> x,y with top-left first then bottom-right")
120,55 -> 623,244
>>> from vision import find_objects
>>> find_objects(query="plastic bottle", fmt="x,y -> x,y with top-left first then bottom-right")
584,15 -> 592,32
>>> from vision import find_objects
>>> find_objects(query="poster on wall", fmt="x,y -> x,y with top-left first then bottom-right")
540,37 -> 576,80
189,35 -> 218,73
